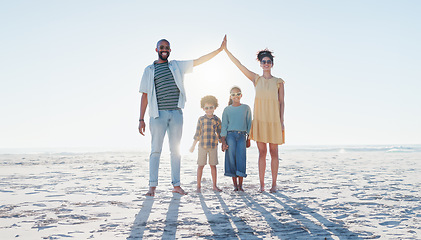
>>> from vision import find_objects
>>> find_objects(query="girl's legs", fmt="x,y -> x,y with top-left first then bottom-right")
232,177 -> 238,191
256,142 -> 267,192
210,165 -> 222,191
238,177 -> 244,191
269,143 -> 279,193
197,165 -> 205,192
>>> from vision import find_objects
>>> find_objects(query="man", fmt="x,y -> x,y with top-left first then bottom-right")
139,36 -> 226,196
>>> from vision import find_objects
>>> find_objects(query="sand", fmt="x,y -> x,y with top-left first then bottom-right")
0,146 -> 420,239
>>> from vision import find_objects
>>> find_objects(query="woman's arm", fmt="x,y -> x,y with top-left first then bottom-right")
224,48 -> 257,82
223,36 -> 257,82
278,82 -> 285,130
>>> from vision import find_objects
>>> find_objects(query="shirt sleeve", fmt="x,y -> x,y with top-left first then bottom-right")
246,105 -> 252,135
216,117 -> 222,141
139,66 -> 150,93
221,108 -> 229,137
277,77 -> 285,88
176,60 -> 194,74
193,117 -> 202,140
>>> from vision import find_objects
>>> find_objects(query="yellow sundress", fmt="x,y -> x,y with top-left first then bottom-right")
250,75 -> 285,145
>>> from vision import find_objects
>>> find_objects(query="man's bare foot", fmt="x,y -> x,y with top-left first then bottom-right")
269,186 -> 277,193
146,187 -> 156,197
172,186 -> 187,195
213,186 -> 222,192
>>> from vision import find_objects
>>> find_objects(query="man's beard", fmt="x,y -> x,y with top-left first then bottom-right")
158,51 -> 170,61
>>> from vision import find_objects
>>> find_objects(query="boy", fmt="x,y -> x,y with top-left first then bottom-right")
190,95 -> 222,192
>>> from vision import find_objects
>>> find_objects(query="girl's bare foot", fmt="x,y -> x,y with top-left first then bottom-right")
234,186 -> 239,191
172,186 -> 187,195
146,187 -> 156,197
238,186 -> 244,192
213,186 -> 222,192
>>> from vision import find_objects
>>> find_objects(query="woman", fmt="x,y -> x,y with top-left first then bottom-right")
223,38 -> 285,193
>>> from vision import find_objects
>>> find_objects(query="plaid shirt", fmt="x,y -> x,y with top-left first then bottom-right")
193,115 -> 221,149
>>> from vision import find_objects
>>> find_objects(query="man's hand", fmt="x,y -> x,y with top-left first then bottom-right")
139,121 -> 146,136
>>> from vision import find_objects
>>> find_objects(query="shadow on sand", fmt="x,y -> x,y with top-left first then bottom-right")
128,191 -> 363,239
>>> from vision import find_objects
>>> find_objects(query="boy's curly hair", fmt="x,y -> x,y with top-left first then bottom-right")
200,95 -> 219,108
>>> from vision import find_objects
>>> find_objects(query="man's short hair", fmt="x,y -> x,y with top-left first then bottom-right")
157,39 -> 170,48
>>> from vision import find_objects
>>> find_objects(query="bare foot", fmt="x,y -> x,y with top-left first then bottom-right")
196,187 -> 201,193
145,187 -> 156,197
258,188 -> 265,193
269,186 -> 277,193
234,186 -> 239,191
213,186 -> 222,192
172,186 -> 187,195
238,186 -> 244,192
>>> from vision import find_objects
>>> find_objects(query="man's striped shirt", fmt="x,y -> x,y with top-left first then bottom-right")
154,62 -> 180,110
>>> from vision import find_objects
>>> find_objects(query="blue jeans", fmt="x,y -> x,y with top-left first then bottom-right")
149,109 -> 183,187
224,131 -> 247,177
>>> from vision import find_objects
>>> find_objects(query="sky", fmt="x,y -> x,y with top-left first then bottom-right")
1,0 -> 420,152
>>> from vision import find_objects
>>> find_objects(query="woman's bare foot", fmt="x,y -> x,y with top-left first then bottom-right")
172,186 -> 187,195
213,186 -> 222,192
269,186 -> 277,193
146,187 -> 156,197
258,188 -> 265,193
196,187 -> 201,193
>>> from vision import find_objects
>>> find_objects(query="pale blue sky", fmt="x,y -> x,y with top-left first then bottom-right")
1,0 -> 420,151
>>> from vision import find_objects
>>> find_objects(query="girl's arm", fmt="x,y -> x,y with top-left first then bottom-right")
278,82 -> 285,130
223,37 -> 257,82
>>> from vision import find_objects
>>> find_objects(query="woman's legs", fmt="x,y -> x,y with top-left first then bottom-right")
269,143 -> 279,193
256,142 -> 267,192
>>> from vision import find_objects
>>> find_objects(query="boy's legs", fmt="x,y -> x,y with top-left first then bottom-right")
208,147 -> 221,191
197,165 -> 205,192
197,145 -> 208,192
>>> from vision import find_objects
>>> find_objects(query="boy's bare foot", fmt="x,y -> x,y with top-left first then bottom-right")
213,186 -> 222,192
258,188 -> 265,193
172,186 -> 187,195
269,186 -> 277,193
146,187 -> 156,197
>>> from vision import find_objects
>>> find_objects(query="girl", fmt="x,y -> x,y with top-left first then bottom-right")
223,37 -> 285,193
221,86 -> 252,191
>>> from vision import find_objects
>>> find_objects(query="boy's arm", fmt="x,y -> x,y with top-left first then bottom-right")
190,140 -> 199,153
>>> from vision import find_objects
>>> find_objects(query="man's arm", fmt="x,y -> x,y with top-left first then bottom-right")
138,93 -> 148,136
193,35 -> 226,67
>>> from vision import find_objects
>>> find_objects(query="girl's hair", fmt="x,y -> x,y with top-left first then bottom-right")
257,49 -> 274,63
228,86 -> 242,106
200,95 -> 218,108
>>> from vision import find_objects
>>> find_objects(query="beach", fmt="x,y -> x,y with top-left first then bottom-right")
0,146 -> 420,239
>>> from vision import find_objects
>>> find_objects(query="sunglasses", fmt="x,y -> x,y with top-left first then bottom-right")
230,92 -> 242,97
261,60 -> 272,64
159,45 -> 170,50
204,106 -> 215,110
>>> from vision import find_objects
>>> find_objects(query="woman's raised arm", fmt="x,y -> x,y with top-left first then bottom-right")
223,37 -> 257,82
